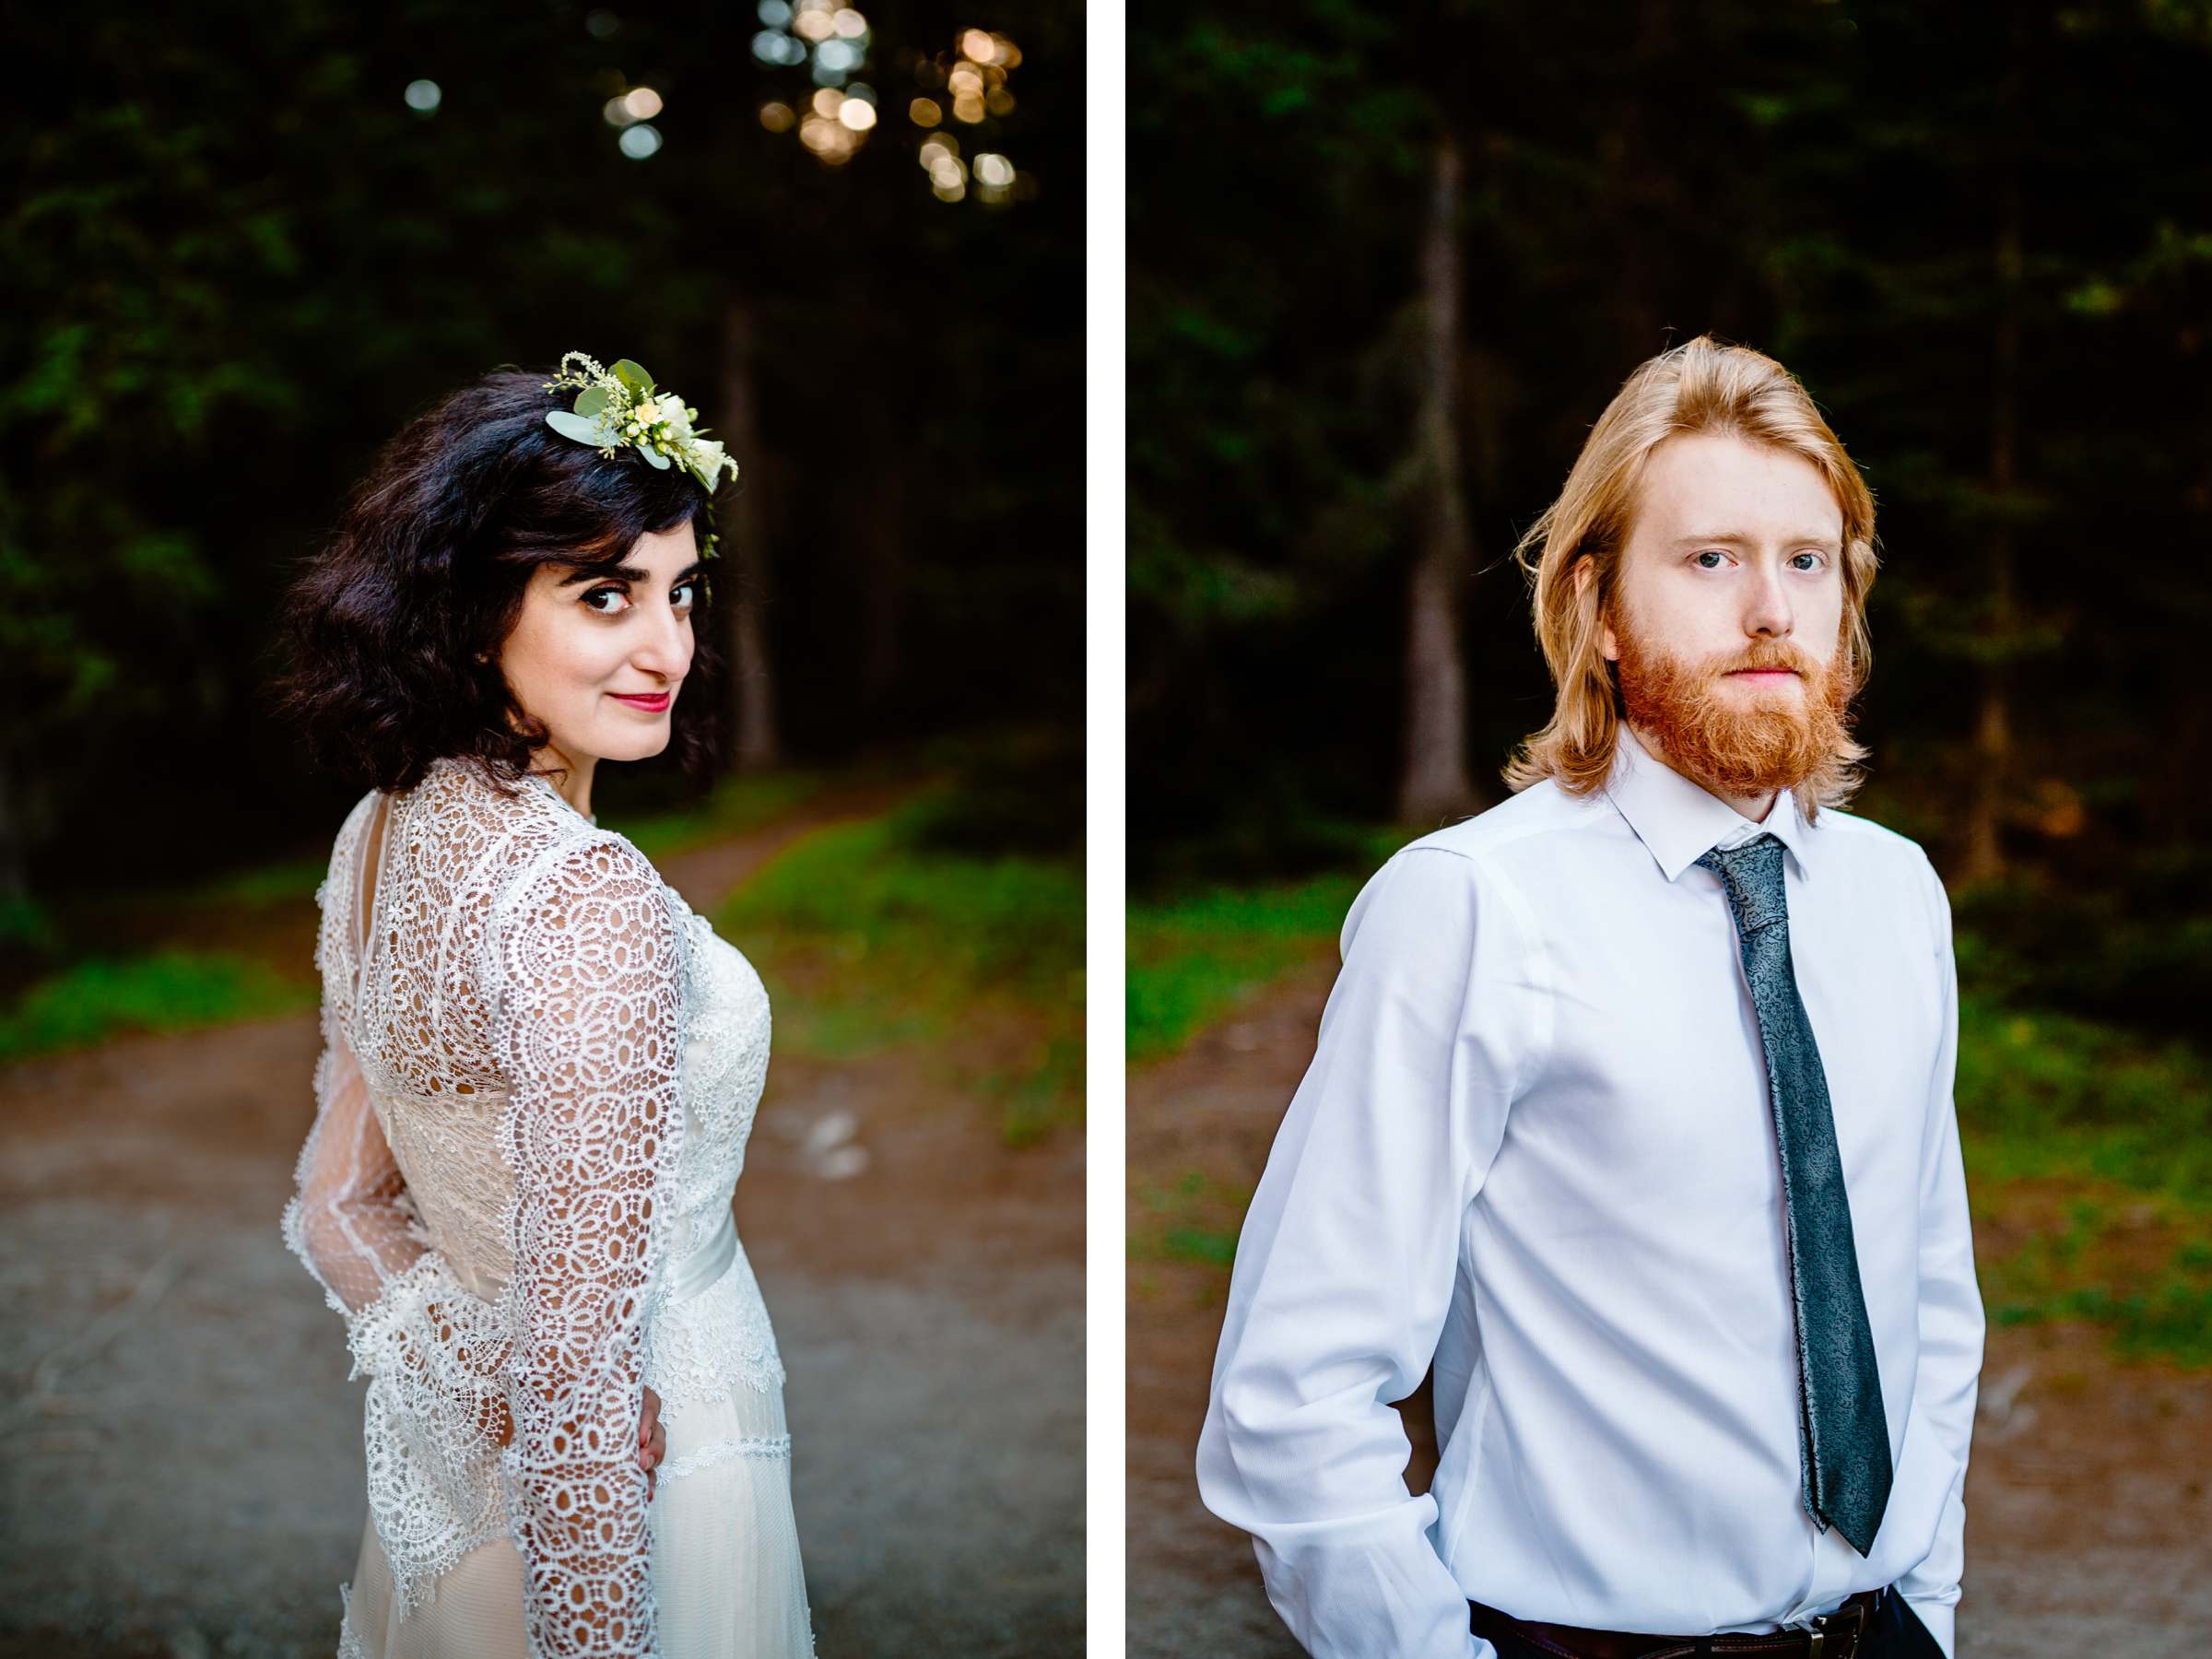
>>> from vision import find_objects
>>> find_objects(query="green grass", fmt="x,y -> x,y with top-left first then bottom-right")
1127,862 -> 1387,1064
0,950 -> 317,1061
1979,1197 -> 2212,1367
1128,1168 -> 1253,1274
1955,997 -> 2212,1203
609,770 -> 831,861
718,786 -> 1084,1147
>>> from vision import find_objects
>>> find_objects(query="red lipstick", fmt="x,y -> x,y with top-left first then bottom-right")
609,690 -> 671,712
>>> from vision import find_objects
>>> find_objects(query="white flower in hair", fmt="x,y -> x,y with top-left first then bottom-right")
540,351 -> 738,555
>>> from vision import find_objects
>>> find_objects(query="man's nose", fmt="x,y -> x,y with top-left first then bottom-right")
1743,559 -> 1794,638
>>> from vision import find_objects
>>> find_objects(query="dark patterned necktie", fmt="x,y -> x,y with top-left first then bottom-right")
1694,833 -> 1893,1557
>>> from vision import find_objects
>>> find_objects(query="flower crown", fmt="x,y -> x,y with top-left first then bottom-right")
541,351 -> 736,557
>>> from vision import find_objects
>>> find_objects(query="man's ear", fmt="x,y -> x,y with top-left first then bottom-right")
1572,556 -> 1621,664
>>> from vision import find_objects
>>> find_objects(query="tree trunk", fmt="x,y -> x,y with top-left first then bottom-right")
719,296 -> 782,771
1395,130 -> 1482,828
1964,19 -> 2026,886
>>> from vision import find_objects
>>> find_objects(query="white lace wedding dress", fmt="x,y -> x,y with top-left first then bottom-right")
282,754 -> 817,1658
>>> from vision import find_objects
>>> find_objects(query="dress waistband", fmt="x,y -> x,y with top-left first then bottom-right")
666,1206 -> 737,1305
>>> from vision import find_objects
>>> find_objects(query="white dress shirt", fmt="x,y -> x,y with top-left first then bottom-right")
1196,725 -> 1985,1659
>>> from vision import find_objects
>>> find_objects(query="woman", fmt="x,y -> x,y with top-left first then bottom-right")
275,355 -> 816,1657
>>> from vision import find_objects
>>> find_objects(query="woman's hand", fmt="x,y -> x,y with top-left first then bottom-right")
639,1383 -> 665,1500
476,1382 -> 667,1501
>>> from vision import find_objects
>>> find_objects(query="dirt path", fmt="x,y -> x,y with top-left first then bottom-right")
1127,961 -> 2212,1658
0,794 -> 1084,1657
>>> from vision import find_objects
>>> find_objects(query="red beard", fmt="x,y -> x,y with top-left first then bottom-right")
1612,617 -> 1858,800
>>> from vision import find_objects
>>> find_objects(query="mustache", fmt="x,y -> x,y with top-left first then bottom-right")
1712,641 -> 1821,677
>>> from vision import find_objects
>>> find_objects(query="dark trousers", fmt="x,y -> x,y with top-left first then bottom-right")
1476,1587 -> 1947,1659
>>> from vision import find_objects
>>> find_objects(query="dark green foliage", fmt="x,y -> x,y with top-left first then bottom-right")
1131,0 -> 2212,951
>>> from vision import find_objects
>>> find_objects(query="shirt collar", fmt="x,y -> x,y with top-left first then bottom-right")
1602,724 -> 1816,884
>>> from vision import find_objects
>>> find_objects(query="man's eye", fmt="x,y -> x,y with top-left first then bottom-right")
1693,550 -> 1728,570
582,586 -> 629,616
1791,552 -> 1827,571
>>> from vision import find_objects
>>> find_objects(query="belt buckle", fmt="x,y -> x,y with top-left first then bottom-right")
1805,1600 -> 1862,1659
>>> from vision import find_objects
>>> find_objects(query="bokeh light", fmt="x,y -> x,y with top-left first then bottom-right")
753,29 -> 808,66
618,123 -> 662,159
756,0 -> 880,164
753,9 -> 1029,188
622,87 -> 663,120
404,79 -> 441,113
910,30 -> 1026,203
798,112 -> 862,163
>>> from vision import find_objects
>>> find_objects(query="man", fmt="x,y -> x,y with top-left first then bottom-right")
1196,336 -> 1984,1659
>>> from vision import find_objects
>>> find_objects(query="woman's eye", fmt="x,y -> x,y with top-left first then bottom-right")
582,586 -> 629,616
672,579 -> 699,611
1693,550 -> 1728,570
1791,552 -> 1827,571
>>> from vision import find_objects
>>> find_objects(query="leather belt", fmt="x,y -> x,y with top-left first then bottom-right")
1470,1586 -> 1884,1659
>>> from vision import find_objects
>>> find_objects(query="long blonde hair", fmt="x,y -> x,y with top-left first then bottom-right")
1502,335 -> 1880,816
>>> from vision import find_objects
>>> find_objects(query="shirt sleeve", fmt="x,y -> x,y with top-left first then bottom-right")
492,836 -> 686,1659
1196,845 -> 1537,1659
1895,852 -> 1986,1659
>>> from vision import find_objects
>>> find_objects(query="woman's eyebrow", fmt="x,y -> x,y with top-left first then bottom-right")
557,558 -> 710,588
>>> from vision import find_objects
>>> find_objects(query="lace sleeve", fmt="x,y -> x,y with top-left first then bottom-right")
491,835 -> 686,1659
282,1002 -> 429,1320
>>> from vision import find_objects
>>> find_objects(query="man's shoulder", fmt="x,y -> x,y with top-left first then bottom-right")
1400,776 -> 1609,866
1340,782 -> 1608,943
1808,802 -> 1941,881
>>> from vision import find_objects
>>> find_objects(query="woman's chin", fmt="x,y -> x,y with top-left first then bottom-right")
597,731 -> 671,762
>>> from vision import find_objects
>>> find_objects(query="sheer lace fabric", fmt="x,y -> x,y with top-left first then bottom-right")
283,756 -> 813,1657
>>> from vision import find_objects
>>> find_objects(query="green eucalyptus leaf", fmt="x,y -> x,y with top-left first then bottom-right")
611,359 -> 655,397
639,441 -> 672,469
574,385 -> 612,418
546,409 -> 617,446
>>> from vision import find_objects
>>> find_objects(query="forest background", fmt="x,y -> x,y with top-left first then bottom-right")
1,2 -> 1086,1652
1127,6 -> 2212,1649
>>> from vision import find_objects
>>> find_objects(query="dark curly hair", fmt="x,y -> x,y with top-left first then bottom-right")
274,364 -> 727,798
